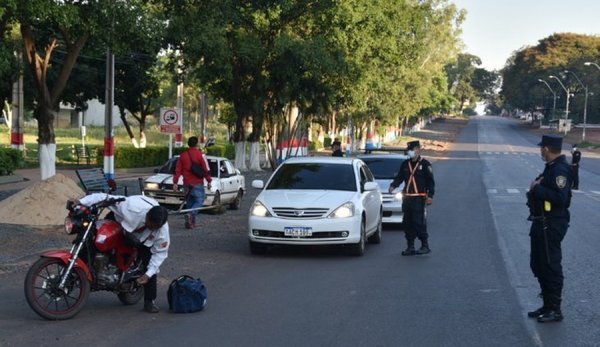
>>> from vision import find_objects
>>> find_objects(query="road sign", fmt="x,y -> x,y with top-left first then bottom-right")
160,108 -> 182,134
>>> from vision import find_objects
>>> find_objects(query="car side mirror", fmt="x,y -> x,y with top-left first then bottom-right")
363,181 -> 378,192
252,180 -> 264,189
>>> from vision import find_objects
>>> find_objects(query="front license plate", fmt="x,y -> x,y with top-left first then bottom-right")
284,227 -> 312,237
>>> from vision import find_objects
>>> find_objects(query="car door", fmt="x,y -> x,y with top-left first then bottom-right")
218,160 -> 237,202
359,163 -> 380,233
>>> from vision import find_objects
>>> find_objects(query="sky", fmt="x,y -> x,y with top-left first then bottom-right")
452,0 -> 600,71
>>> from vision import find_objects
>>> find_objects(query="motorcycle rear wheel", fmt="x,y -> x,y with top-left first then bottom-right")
117,285 -> 144,305
24,258 -> 90,320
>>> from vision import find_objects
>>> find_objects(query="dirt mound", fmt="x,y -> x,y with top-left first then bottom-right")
0,173 -> 84,226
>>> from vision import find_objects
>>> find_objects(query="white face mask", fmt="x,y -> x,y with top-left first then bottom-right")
407,150 -> 416,158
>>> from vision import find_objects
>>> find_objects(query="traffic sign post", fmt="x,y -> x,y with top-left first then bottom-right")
160,108 -> 183,158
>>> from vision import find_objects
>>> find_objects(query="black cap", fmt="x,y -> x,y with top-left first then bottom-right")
407,140 -> 420,150
537,135 -> 562,149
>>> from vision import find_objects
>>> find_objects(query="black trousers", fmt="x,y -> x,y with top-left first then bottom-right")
138,246 -> 157,302
402,197 -> 428,244
529,218 -> 569,303
571,165 -> 579,189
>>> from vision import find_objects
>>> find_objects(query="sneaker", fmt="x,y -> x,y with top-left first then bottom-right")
144,300 -> 159,313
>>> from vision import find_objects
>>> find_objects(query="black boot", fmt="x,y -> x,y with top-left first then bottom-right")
402,241 -> 416,256
537,296 -> 563,323
527,293 -> 549,318
416,240 -> 431,255
144,300 -> 160,313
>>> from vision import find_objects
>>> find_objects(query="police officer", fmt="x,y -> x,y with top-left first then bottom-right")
571,144 -> 581,190
527,135 -> 572,323
388,140 -> 435,255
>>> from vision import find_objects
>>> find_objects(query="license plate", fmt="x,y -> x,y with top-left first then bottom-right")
284,227 -> 312,237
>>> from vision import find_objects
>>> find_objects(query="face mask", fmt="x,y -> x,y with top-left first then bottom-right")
407,150 -> 416,158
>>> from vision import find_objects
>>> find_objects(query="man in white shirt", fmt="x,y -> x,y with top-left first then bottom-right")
78,193 -> 170,313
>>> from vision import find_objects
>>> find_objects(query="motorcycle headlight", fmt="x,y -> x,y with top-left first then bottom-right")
329,202 -> 354,218
250,201 -> 271,217
145,182 -> 159,190
64,217 -> 75,234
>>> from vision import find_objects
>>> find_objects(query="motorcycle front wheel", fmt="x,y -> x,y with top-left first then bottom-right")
24,257 -> 90,320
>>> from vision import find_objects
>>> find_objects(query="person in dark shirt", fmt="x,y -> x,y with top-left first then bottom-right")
526,134 -> 573,323
331,139 -> 343,157
570,144 -> 581,190
388,140 -> 435,255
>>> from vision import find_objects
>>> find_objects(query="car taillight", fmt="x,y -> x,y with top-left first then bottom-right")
64,217 -> 75,234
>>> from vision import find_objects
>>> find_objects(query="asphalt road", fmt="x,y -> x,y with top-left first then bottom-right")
1,116 -> 598,347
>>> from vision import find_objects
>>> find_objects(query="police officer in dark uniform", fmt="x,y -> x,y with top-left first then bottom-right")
388,141 -> 435,255
526,135 -> 572,323
571,144 -> 581,190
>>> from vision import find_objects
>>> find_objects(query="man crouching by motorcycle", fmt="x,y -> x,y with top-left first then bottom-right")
76,193 -> 170,313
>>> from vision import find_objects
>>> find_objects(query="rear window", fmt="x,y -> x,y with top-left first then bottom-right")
361,157 -> 404,179
266,163 -> 356,191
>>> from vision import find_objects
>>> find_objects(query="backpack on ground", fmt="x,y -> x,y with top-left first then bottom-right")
167,275 -> 208,313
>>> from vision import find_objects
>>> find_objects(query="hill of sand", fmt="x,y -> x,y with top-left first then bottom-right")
0,173 -> 84,226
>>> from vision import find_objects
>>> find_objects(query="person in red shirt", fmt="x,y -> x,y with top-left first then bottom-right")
173,136 -> 212,229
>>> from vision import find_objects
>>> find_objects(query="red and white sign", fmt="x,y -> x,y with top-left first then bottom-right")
159,108 -> 182,134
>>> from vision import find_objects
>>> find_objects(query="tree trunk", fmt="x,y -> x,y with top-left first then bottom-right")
119,108 -> 139,148
248,141 -> 262,171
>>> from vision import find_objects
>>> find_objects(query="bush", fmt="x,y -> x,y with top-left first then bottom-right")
0,147 -> 24,175
323,137 -> 332,148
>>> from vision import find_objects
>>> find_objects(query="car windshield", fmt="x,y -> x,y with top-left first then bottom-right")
361,157 -> 404,179
266,163 -> 356,191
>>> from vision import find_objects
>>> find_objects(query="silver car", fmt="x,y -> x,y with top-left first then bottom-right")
358,153 -> 408,224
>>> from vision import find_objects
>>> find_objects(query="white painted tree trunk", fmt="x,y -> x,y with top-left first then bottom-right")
234,141 -> 247,171
248,141 -> 262,171
39,143 -> 56,180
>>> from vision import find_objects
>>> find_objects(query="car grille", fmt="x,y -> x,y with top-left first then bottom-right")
252,230 -> 346,239
271,207 -> 329,218
382,193 -> 396,203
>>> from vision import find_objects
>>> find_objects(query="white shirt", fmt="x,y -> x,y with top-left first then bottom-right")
79,193 -> 169,278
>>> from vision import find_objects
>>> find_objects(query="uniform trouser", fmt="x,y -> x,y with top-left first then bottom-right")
185,185 -> 206,224
571,165 -> 579,188
402,197 -> 427,244
529,218 -> 569,307
138,246 -> 157,302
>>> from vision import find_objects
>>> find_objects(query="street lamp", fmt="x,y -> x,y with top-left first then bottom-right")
549,75 -> 570,134
564,69 -> 588,142
538,79 -> 557,119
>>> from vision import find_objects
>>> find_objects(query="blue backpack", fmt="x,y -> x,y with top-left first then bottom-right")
167,275 -> 208,313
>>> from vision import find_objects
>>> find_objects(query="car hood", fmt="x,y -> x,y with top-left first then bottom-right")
258,190 -> 356,209
145,174 -> 183,185
373,178 -> 394,192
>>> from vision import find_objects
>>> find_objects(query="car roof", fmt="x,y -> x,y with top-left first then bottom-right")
357,153 -> 409,159
282,156 -> 359,165
171,154 -> 228,161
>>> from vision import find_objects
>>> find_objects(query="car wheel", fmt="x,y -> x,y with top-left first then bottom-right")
211,191 -> 225,214
229,189 -> 243,210
368,210 -> 383,244
347,219 -> 366,256
249,241 -> 268,255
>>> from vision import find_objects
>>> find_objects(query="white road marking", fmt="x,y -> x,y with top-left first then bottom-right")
488,189 -> 498,194
507,189 -> 520,194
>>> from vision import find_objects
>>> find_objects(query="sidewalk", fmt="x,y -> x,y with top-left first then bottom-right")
0,166 -> 154,193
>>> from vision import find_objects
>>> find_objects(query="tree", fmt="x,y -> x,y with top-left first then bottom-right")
501,33 -> 600,122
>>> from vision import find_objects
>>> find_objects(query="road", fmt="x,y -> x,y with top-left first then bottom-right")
0,116 -> 598,347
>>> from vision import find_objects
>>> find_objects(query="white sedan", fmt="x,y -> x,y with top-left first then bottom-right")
143,155 -> 245,213
358,153 -> 409,224
248,156 -> 383,256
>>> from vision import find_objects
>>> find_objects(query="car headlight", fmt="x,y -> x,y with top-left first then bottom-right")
394,192 -> 403,200
329,202 -> 354,218
250,201 -> 271,217
145,182 -> 159,190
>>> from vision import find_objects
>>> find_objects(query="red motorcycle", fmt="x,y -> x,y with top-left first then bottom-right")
24,197 -> 144,320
